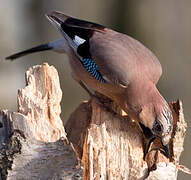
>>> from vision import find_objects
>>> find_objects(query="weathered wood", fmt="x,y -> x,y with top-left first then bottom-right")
17,63 -> 66,142
0,63 -> 189,180
0,63 -> 82,180
67,98 -> 188,179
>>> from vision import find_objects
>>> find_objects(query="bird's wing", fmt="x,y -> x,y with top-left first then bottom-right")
47,11 -> 162,86
89,31 -> 162,85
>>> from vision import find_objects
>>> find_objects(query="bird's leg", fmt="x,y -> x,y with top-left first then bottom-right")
78,80 -> 94,97
78,80 -> 106,104
71,72 -> 94,97
77,80 -> 117,113
71,71 -> 119,114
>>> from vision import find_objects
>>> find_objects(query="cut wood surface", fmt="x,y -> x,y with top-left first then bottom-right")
0,63 -> 189,180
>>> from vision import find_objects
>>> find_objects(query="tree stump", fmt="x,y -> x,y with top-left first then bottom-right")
0,63 -> 189,179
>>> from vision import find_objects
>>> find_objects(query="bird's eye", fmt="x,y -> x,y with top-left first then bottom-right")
152,119 -> 163,134
155,123 -> 162,132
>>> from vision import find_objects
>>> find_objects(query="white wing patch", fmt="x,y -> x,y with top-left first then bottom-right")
73,35 -> 86,46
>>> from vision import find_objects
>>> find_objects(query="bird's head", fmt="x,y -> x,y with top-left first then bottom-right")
151,106 -> 173,146
138,100 -> 173,157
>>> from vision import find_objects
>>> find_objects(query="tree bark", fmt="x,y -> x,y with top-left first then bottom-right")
0,63 -> 189,179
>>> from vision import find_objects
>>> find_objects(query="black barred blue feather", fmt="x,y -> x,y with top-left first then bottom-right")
60,20 -> 106,83
81,58 -> 106,83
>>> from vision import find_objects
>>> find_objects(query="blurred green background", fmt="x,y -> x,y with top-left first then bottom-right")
0,0 -> 190,179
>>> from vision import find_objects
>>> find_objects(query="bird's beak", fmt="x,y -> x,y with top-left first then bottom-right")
163,144 -> 170,158
161,134 -> 171,158
143,136 -> 156,159
144,136 -> 170,159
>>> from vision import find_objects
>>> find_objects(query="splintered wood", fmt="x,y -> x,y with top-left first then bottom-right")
0,63 -> 189,180
67,98 -> 187,180
17,63 -> 65,142
0,63 -> 81,180
82,99 -> 146,179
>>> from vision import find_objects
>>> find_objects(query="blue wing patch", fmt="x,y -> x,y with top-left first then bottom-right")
81,58 -> 106,83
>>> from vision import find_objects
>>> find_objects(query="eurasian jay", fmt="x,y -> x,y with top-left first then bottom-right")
6,11 -> 173,158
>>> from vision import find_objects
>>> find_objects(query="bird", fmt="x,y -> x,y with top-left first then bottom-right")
6,11 -> 173,158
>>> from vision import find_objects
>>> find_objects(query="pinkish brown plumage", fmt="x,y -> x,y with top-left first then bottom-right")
6,11 -> 173,158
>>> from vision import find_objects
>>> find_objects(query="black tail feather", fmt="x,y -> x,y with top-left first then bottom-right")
6,44 -> 52,61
